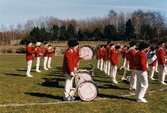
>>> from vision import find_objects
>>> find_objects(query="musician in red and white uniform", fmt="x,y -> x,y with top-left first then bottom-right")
62,40 -> 79,101
126,41 -> 137,90
96,46 -> 100,69
35,42 -> 42,73
26,41 -> 36,77
106,41 -> 111,75
134,42 -> 148,103
42,42 -> 49,70
47,45 -> 55,68
109,45 -> 121,84
120,45 -> 127,69
156,41 -> 167,85
147,46 -> 156,80
98,45 -> 105,71
103,45 -> 108,74
107,43 -> 115,76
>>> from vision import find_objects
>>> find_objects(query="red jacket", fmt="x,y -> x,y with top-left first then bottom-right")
42,47 -> 48,57
62,48 -> 75,74
106,45 -> 111,60
122,48 -> 127,58
156,47 -> 166,65
35,47 -> 41,57
126,48 -> 136,69
48,49 -> 54,57
73,48 -> 80,68
110,49 -> 119,65
26,46 -> 36,60
98,48 -> 105,59
134,51 -> 148,71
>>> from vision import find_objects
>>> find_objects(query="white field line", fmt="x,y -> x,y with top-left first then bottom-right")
0,87 -> 166,107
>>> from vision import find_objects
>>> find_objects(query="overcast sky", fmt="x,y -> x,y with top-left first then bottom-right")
0,0 -> 167,29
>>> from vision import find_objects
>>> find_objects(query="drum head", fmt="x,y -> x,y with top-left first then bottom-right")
78,81 -> 98,101
75,72 -> 93,86
79,45 -> 94,61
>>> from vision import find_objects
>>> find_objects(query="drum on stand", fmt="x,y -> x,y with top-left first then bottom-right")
75,71 -> 93,86
79,45 -> 94,61
78,81 -> 98,101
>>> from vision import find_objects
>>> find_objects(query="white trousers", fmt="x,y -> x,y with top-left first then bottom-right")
43,57 -> 48,69
107,60 -> 111,76
110,65 -> 118,83
64,74 -> 74,98
158,65 -> 166,83
136,70 -> 148,100
26,60 -> 32,75
148,66 -> 155,78
103,60 -> 107,74
122,58 -> 127,67
129,69 -> 137,90
97,59 -> 100,69
36,57 -> 40,71
48,57 -> 52,68
99,58 -> 104,71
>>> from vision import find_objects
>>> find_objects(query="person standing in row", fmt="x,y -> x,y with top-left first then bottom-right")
126,41 -> 137,90
42,42 -> 49,70
62,40 -> 79,101
26,41 -> 36,77
47,45 -> 55,68
134,42 -> 149,103
156,41 -> 167,85
35,42 -> 42,73
109,45 -> 121,84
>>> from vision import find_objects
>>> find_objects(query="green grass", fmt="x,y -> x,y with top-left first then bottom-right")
0,54 -> 167,113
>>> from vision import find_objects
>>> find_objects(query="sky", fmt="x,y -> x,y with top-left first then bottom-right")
0,0 -> 167,29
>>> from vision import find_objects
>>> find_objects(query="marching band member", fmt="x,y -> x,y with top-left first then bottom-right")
42,42 -> 49,70
103,45 -> 108,74
109,45 -> 121,84
147,46 -> 156,80
47,45 -> 55,68
106,41 -> 111,75
35,42 -> 42,72
62,40 -> 79,101
98,45 -> 105,71
107,43 -> 115,76
26,41 -> 36,77
120,45 -> 127,70
126,41 -> 137,90
134,42 -> 148,103
156,41 -> 167,85
155,46 -> 159,72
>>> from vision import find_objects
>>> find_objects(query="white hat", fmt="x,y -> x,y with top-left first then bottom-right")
36,42 -> 41,46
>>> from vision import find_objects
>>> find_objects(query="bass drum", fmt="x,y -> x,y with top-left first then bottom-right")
79,45 -> 94,61
75,71 -> 93,86
78,81 -> 98,101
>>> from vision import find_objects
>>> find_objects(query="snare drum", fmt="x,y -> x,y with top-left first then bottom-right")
147,53 -> 157,64
75,71 -> 93,86
79,45 -> 94,61
78,81 -> 98,101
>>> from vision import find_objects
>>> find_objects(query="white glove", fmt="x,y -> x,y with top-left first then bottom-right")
70,72 -> 75,77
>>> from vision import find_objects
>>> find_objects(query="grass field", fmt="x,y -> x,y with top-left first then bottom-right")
0,54 -> 167,113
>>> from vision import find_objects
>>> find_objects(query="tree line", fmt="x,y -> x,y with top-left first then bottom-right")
0,9 -> 167,45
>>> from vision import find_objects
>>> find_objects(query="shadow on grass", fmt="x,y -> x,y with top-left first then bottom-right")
97,84 -> 129,90
24,92 -> 63,100
98,93 -> 135,101
4,73 -> 24,77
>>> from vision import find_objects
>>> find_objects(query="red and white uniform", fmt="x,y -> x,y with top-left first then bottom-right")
42,46 -> 49,70
126,47 -> 137,90
47,49 -> 54,68
62,48 -> 75,99
156,47 -> 166,84
109,48 -> 119,84
35,46 -> 42,72
134,51 -> 148,102
26,45 -> 36,76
